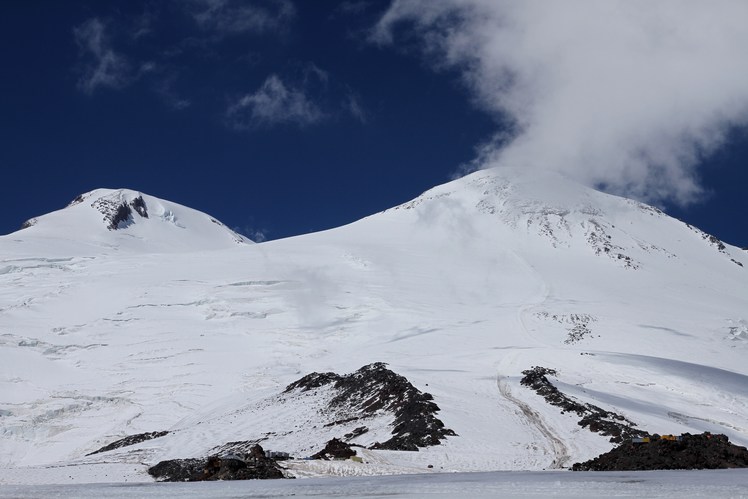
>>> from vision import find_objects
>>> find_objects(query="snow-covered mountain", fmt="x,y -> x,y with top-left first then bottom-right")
1,168 -> 747,483
15,188 -> 251,254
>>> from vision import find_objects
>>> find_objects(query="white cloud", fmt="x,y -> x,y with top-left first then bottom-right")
226,69 -> 368,130
227,74 -> 324,129
234,224 -> 267,242
73,18 -> 131,94
191,0 -> 296,36
375,0 -> 748,206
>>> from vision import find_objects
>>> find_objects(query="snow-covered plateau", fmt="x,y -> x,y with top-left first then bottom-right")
1,167 -> 747,488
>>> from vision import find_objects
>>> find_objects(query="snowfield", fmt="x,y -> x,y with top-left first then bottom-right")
1,470 -> 748,498
1,168 -> 747,484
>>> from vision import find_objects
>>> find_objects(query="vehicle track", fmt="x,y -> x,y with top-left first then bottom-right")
497,374 -> 570,469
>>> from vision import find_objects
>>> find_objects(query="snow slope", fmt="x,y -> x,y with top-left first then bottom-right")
0,168 -> 746,483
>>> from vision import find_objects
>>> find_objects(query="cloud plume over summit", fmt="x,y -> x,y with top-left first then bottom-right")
375,0 -> 748,206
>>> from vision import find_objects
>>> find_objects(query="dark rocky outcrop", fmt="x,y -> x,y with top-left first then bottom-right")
684,224 -> 744,266
91,194 -> 149,230
286,371 -> 341,392
572,433 -> 748,471
208,438 -> 270,457
67,194 -> 86,207
130,196 -> 148,218
521,366 -> 647,443
148,444 -> 287,482
285,363 -> 456,451
310,438 -> 357,460
86,431 -> 169,456
108,204 -> 133,230
147,458 -> 204,482
344,426 -> 369,440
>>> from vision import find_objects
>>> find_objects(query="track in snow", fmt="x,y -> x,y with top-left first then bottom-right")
497,257 -> 570,468
496,374 -> 570,469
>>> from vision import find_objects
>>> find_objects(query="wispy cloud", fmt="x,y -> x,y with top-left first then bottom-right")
303,63 -> 329,87
333,1 -> 373,17
130,5 -> 158,40
154,74 -> 192,110
71,4 -> 367,128
226,64 -> 368,130
226,74 -> 324,129
73,18 -> 132,94
236,225 -> 268,242
344,91 -> 367,124
73,13 -> 191,111
375,0 -> 748,206
190,0 -> 296,36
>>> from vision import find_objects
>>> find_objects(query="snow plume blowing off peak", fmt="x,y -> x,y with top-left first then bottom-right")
375,0 -> 748,206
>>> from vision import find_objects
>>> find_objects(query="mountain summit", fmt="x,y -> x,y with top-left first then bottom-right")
387,167 -> 743,271
16,188 -> 251,252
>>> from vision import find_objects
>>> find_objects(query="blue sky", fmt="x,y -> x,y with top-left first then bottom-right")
1,1 -> 746,247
